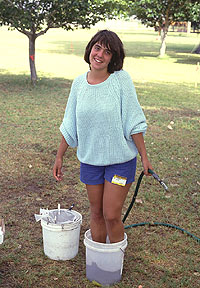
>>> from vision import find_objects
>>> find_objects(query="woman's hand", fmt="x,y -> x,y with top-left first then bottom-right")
53,135 -> 69,181
53,157 -> 63,181
141,155 -> 153,176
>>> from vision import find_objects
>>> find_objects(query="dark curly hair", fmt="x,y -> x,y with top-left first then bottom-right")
84,30 -> 125,74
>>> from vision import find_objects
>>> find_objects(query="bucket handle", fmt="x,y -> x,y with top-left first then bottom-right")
120,247 -> 126,254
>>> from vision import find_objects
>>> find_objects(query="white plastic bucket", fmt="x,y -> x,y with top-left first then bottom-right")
84,229 -> 127,285
0,230 -> 4,244
41,209 -> 82,260
0,219 -> 5,244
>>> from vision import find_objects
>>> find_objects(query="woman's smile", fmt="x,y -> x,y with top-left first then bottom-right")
94,58 -> 103,63
89,43 -> 112,71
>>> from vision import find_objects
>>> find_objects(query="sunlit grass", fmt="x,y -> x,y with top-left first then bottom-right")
1,25 -> 200,83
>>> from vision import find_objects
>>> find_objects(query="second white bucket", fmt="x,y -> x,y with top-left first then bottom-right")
41,209 -> 82,260
84,229 -> 127,286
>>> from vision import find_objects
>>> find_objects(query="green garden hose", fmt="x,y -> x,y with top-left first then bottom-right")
123,169 -> 200,243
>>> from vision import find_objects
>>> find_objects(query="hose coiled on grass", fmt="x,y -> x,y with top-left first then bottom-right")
123,170 -> 200,243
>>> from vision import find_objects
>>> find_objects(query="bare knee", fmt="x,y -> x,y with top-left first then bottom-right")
103,211 -> 121,226
91,209 -> 104,223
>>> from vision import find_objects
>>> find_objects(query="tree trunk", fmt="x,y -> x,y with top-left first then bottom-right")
29,34 -> 37,84
194,44 -> 200,54
159,28 -> 168,57
187,21 -> 191,35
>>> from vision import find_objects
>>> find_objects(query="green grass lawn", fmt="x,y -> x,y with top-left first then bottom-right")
0,23 -> 200,288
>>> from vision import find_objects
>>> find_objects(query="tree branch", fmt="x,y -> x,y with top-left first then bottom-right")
15,26 -> 31,37
36,26 -> 50,38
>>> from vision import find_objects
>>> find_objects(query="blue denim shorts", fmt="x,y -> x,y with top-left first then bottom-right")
80,158 -> 137,185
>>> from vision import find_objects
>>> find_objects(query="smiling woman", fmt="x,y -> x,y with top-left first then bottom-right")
89,43 -> 112,74
53,29 -> 153,245
84,30 -> 125,74
86,43 -> 113,84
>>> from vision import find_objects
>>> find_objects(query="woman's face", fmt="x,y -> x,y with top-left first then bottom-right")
89,42 -> 112,72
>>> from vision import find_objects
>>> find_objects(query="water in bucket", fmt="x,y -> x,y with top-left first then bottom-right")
84,229 -> 127,285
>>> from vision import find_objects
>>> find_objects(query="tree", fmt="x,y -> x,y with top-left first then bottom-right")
0,0 -> 125,84
190,1 -> 200,53
128,0 -> 193,57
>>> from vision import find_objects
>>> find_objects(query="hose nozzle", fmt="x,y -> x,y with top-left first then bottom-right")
148,169 -> 168,191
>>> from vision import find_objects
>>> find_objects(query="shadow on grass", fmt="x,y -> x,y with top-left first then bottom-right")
0,70 -> 72,91
36,39 -> 200,65
126,41 -> 200,65
174,54 -> 200,65
0,72 -> 199,121
0,71 -> 198,107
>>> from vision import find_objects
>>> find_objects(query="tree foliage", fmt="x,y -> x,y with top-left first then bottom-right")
189,1 -> 200,53
128,0 -> 191,29
128,0 -> 195,56
0,0 -> 125,83
190,1 -> 200,30
0,0 -> 125,33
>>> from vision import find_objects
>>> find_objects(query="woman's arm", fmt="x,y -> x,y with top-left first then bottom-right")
53,135 -> 69,181
131,133 -> 153,176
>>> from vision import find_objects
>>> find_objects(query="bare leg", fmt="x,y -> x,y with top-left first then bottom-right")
103,180 -> 132,243
86,184 -> 107,243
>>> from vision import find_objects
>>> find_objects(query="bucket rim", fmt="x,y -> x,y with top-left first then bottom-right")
41,209 -> 82,225
84,239 -> 127,253
84,229 -> 127,249
41,219 -> 82,230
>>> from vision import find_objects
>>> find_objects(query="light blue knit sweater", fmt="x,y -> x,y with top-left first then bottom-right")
60,70 -> 147,166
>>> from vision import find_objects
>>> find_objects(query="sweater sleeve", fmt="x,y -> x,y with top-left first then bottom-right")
59,79 -> 78,148
119,71 -> 147,140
